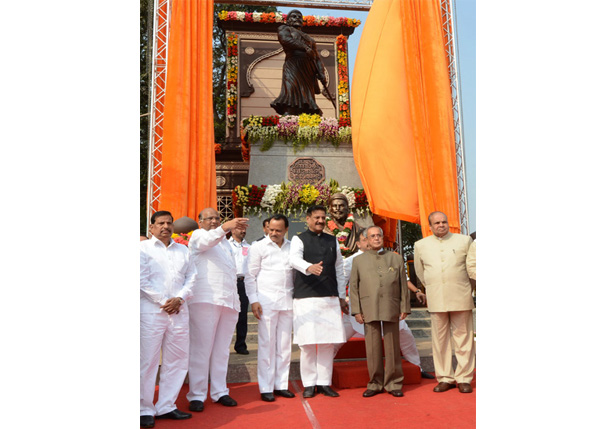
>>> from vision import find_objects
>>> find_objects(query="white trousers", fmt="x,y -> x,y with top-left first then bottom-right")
299,343 -> 336,387
187,303 -> 238,402
257,308 -> 293,393
140,311 -> 189,416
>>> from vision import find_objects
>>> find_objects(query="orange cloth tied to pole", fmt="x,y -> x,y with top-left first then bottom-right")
159,0 -> 217,220
351,0 -> 461,237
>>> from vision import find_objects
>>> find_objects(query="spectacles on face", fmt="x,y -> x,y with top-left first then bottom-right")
368,234 -> 383,239
203,216 -> 220,222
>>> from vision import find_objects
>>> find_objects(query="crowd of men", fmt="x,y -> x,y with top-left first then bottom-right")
140,204 -> 476,428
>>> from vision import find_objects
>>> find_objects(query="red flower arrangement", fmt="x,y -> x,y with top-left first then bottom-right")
247,185 -> 267,207
354,189 -> 369,210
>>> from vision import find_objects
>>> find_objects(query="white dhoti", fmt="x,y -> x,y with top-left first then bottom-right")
140,310 -> 189,416
257,308 -> 293,393
293,297 -> 345,386
187,302 -> 238,402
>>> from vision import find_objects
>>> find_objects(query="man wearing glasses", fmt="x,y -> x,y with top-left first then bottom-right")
186,208 -> 249,411
349,226 -> 411,398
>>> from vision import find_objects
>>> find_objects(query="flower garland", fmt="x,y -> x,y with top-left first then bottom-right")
218,11 -> 361,28
172,232 -> 191,246
326,213 -> 355,256
336,35 -> 351,127
241,114 -> 352,152
232,179 -> 371,219
226,33 -> 238,128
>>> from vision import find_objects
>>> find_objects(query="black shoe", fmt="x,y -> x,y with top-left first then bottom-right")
189,400 -> 204,412
303,386 -> 316,398
274,389 -> 296,398
140,415 -> 155,428
421,371 -> 435,379
236,349 -> 250,355
389,390 -> 404,397
155,409 -> 192,420
261,392 -> 275,402
217,395 -> 238,407
316,385 -> 340,397
362,389 -> 383,398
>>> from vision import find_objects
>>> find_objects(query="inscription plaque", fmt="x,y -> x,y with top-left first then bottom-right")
288,157 -> 325,184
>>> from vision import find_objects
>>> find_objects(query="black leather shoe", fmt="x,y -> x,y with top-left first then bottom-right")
155,409 -> 192,420
140,415 -> 155,428
236,349 -> 250,355
389,390 -> 404,397
421,371 -> 435,379
261,392 -> 275,402
316,385 -> 340,397
362,389 -> 383,398
303,386 -> 316,398
189,400 -> 204,412
217,395 -> 238,407
274,389 -> 296,398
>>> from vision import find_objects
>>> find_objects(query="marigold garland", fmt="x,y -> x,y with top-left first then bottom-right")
226,33 -> 238,128
326,213 -> 355,256
336,35 -> 351,127
218,11 -> 361,28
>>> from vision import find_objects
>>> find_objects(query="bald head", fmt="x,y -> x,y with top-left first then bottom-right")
199,208 -> 220,230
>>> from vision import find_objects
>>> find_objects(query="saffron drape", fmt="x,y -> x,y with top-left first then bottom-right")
159,0 -> 217,221
351,0 -> 461,237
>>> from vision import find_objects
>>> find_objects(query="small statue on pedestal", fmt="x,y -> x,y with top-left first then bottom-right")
324,193 -> 370,257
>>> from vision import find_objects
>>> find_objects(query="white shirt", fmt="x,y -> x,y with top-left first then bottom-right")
289,234 -> 345,299
341,249 -> 364,289
188,226 -> 240,311
245,237 -> 294,310
228,237 -> 250,277
140,236 -> 196,313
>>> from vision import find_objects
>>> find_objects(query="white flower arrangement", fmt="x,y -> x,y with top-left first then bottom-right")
340,186 -> 356,209
260,184 -> 283,209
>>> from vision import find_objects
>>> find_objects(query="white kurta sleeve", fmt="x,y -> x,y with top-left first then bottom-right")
139,250 -> 166,305
289,235 -> 311,275
334,241 -> 345,298
188,226 -> 227,252
176,253 -> 196,301
245,243 -> 262,304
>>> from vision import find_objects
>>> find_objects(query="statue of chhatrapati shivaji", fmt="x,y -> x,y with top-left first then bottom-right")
270,9 -> 334,116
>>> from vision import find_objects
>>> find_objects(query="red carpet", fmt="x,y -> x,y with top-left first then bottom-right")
151,377 -> 475,428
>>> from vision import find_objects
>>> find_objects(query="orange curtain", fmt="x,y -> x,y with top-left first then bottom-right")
159,0 -> 217,221
351,0 -> 460,237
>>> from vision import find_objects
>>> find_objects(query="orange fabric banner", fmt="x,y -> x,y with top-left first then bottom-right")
159,0 -> 217,221
351,0 -> 460,237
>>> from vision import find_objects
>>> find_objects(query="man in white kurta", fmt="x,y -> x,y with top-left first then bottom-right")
289,205 -> 347,398
414,211 -> 475,394
186,208 -> 249,411
140,211 -> 196,427
245,214 -> 296,402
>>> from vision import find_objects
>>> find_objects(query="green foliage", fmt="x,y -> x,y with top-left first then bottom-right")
401,221 -> 423,257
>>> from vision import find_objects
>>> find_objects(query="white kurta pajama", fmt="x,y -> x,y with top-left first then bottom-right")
187,226 -> 240,403
289,235 -> 346,387
245,237 -> 294,393
140,237 -> 196,417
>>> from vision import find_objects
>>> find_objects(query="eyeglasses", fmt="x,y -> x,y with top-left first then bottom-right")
203,216 -> 220,222
368,234 -> 383,238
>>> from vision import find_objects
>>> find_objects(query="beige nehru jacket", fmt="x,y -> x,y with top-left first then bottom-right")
414,232 -> 474,312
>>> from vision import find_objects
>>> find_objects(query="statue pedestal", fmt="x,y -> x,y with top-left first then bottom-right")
248,141 -> 364,188
243,140 -> 370,242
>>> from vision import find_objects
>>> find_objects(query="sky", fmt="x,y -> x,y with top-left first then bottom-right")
280,0 -> 476,233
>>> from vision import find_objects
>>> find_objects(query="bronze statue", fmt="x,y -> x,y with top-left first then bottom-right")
270,9 -> 333,116
323,193 -> 364,257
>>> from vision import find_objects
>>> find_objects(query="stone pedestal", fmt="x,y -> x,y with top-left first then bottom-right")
248,141 -> 363,188
243,140 -> 366,242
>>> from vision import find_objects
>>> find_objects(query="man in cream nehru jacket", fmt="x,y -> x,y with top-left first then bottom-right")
414,211 -> 475,394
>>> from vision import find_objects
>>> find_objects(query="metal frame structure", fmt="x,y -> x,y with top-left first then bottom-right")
441,0 -> 469,235
146,0 -> 470,235
146,0 -> 171,231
